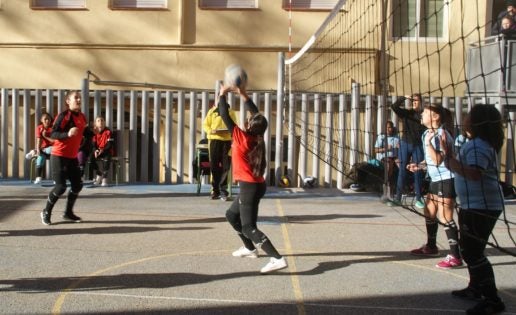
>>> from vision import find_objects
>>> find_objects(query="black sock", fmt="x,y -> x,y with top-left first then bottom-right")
426,218 -> 438,248
444,220 -> 461,258
260,240 -> 281,259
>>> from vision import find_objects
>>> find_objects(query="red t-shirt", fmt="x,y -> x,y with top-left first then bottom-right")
231,127 -> 265,183
93,128 -> 114,155
51,111 -> 87,159
36,124 -> 53,149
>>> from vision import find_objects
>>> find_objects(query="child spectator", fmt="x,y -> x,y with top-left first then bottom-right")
91,116 -> 115,187
26,113 -> 55,184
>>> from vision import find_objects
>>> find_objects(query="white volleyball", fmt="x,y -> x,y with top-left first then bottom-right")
224,64 -> 248,88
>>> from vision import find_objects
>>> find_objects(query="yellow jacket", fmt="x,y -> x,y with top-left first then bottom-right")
203,106 -> 237,141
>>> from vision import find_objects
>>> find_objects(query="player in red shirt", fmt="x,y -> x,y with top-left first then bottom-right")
91,116 -> 115,186
41,90 -> 87,225
218,83 -> 287,274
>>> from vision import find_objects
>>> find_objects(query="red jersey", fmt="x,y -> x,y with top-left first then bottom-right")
93,128 -> 114,155
50,110 -> 87,159
36,124 -> 53,149
231,127 -> 265,183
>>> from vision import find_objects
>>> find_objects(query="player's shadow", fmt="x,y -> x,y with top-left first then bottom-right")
0,226 -> 211,237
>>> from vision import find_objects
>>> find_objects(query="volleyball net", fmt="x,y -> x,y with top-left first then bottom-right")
285,0 -> 516,256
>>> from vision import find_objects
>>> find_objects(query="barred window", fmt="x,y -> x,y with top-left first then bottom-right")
392,0 -> 447,39
31,0 -> 86,9
199,0 -> 257,9
110,0 -> 167,9
282,0 -> 339,10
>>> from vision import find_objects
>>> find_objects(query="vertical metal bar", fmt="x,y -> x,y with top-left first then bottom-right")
337,93 -> 346,189
35,90 -> 42,131
365,94 -> 373,160
57,89 -> 65,114
94,90 -> 101,121
106,90 -> 113,129
117,90 -> 126,183
23,89 -> 31,179
1,89 -> 8,177
189,91 -> 197,184
177,91 -> 185,184
506,112 -> 515,185
46,89 -> 54,117
153,91 -> 161,183
12,89 -> 19,178
287,92 -> 297,186
81,77 -> 90,122
299,93 -> 308,184
455,96 -> 463,133
350,83 -> 360,166
164,91 -> 173,184
201,91 -> 209,139
129,90 -> 138,183
275,52 -> 285,186
140,90 -> 149,182
324,94 -> 333,187
264,92 -> 272,183
313,94 -> 321,182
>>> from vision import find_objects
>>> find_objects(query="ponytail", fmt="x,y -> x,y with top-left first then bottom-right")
248,135 -> 266,178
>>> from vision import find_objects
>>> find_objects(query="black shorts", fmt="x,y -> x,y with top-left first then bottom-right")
429,178 -> 455,198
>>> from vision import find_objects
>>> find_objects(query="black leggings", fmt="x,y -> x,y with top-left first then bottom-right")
459,208 -> 502,298
226,181 -> 281,259
44,155 -> 83,215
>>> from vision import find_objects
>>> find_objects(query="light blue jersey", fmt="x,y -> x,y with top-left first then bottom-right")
454,138 -> 504,211
422,127 -> 453,182
374,134 -> 400,160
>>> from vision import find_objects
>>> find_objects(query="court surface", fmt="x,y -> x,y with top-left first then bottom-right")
0,180 -> 515,315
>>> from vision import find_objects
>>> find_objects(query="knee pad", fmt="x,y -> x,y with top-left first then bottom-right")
242,225 -> 268,245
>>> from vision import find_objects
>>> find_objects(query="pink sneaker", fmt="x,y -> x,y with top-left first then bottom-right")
436,254 -> 463,269
410,244 -> 439,256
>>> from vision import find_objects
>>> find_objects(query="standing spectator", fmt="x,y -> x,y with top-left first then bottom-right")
389,94 -> 426,209
492,0 -> 516,35
41,90 -> 87,225
203,101 -> 237,200
91,116 -> 115,187
443,105 -> 506,315
26,113 -> 55,184
407,104 -> 462,269
219,83 -> 287,274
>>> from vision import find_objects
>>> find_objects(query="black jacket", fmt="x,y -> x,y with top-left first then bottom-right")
391,97 -> 425,145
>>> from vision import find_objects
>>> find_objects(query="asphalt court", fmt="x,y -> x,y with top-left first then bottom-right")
0,181 -> 515,314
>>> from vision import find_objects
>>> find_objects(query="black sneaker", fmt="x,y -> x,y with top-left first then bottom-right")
210,192 -> 220,200
466,298 -> 505,315
40,211 -> 51,226
62,212 -> 82,223
452,287 -> 482,301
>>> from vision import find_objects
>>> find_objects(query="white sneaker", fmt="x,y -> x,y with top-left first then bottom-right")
33,177 -> 42,184
25,150 -> 36,160
94,175 -> 102,185
232,246 -> 258,258
260,257 -> 288,274
101,178 -> 108,187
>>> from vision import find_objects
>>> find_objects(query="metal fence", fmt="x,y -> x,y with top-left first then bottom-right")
0,86 -> 514,188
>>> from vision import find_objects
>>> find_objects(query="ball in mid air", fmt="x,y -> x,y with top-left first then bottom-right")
224,64 -> 248,89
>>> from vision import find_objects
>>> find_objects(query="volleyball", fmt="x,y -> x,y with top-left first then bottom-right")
224,64 -> 248,88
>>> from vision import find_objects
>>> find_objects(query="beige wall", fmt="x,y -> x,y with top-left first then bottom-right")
0,0 -> 332,90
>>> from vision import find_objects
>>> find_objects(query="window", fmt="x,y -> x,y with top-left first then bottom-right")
110,0 -> 167,9
199,0 -> 257,9
31,0 -> 86,9
392,0 -> 447,39
282,0 -> 339,10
